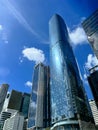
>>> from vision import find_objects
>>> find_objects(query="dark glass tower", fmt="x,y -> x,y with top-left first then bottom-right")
20,93 -> 30,119
49,14 -> 95,130
82,10 -> 98,59
27,63 -> 51,129
88,66 -> 98,108
7,90 -> 23,111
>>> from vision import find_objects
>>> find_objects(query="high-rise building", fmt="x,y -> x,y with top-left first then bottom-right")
87,66 -> 98,108
3,112 -> 24,130
23,119 -> 28,130
49,14 -> 95,130
27,63 -> 51,130
20,93 -> 30,119
82,10 -> 98,58
0,109 -> 18,130
0,111 -> 11,130
0,84 -> 9,113
7,90 -> 23,111
89,100 -> 98,129
2,90 -> 30,119
2,93 -> 10,112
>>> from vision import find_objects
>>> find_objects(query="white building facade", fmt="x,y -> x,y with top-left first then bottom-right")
89,100 -> 98,128
3,113 -> 24,130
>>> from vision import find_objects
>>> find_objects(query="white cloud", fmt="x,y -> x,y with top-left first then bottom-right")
19,56 -> 23,63
0,24 -> 8,44
83,73 -> 88,85
83,73 -> 87,79
25,81 -> 32,88
22,47 -> 45,64
80,17 -> 86,23
85,54 -> 98,69
2,32 -> 8,44
0,25 -> 3,31
2,0 -> 40,38
69,26 -> 87,46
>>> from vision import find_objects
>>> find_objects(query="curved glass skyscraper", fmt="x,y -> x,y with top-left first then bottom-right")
49,14 -> 95,130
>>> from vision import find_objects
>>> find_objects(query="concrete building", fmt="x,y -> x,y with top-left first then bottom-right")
89,100 -> 98,129
0,84 -> 9,113
2,90 -> 30,119
3,112 -> 24,130
0,109 -> 18,130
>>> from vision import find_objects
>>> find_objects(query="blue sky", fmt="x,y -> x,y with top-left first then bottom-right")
0,0 -> 98,99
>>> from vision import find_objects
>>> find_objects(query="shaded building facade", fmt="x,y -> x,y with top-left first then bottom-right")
82,10 -> 98,58
49,14 -> 95,130
88,66 -> 98,108
7,90 -> 23,111
0,84 -> 9,113
27,63 -> 51,130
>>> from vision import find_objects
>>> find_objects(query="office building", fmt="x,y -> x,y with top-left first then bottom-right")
0,109 -> 18,130
3,112 -> 24,130
2,93 -> 10,111
23,119 -> 28,130
0,111 -> 11,126
20,93 -> 30,119
0,84 -> 9,113
89,100 -> 98,129
82,10 -> 98,58
7,90 -> 23,111
0,111 -> 11,130
49,14 -> 95,130
28,63 -> 51,130
88,65 -> 98,108
2,90 -> 30,120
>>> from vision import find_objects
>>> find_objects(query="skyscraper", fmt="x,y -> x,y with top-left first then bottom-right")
82,10 -> 98,58
0,84 -> 9,113
2,90 -> 30,119
88,66 -> 98,108
49,14 -> 95,130
7,90 -> 23,111
27,63 -> 51,130
20,93 -> 30,119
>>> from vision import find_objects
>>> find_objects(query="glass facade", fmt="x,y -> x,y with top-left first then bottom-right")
82,10 -> 98,36
82,10 -> 98,58
49,14 -> 94,128
88,66 -> 98,108
27,63 -> 50,129
20,93 -> 30,119
28,65 -> 38,128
